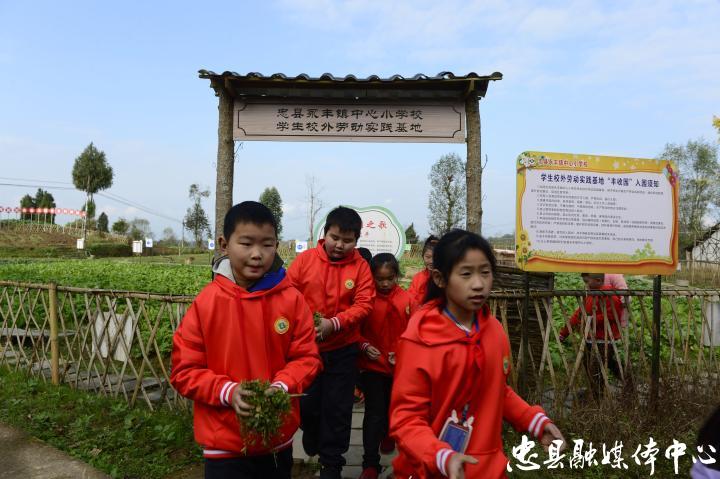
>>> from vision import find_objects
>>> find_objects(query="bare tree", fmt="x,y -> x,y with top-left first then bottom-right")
306,175 -> 324,244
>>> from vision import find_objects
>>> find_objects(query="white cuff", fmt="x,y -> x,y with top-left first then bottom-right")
219,381 -> 238,406
270,381 -> 289,392
331,317 -> 341,332
528,412 -> 550,438
436,448 -> 454,476
361,342 -> 370,352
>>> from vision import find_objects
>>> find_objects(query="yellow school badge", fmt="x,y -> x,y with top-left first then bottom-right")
274,317 -> 290,335
502,356 -> 510,375
344,279 -> 355,290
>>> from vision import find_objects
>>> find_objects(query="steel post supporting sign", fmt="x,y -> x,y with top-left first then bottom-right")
234,100 -> 466,143
314,206 -> 406,259
515,151 -> 679,275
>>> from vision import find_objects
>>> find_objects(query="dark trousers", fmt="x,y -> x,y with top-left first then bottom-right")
359,371 -> 393,469
301,343 -> 359,469
204,447 -> 292,479
583,341 -> 630,401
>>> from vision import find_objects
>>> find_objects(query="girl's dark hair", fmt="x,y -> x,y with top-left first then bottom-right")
697,405 -> 720,471
356,247 -> 373,264
422,235 -> 439,254
370,253 -> 400,276
425,229 -> 497,303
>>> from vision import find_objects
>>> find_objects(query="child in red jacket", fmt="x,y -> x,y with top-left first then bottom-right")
170,201 -> 321,479
357,253 -> 417,479
408,235 -> 438,305
559,273 -> 626,401
287,206 -> 375,479
389,229 -> 565,479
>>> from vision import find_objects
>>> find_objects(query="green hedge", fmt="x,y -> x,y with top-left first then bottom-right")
86,243 -> 132,257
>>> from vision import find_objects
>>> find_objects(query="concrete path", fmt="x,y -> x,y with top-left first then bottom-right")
0,422 -> 109,479
292,404 -> 396,479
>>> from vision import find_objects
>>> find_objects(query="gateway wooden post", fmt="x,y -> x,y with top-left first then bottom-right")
211,81 -> 235,245
465,89 -> 482,235
200,71 -> 503,242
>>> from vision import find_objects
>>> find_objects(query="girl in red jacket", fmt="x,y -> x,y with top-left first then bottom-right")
407,235 -> 438,305
357,253 -> 417,479
389,229 -> 565,479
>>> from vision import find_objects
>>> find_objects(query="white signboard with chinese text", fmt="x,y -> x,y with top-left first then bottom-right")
515,151 -> 679,275
132,240 -> 143,254
234,100 -> 465,143
145,238 -> 153,248
314,206 -> 406,259
76,238 -> 84,250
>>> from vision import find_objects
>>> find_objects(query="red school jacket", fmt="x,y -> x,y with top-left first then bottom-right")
408,269 -> 430,305
389,301 -> 552,479
287,240 -> 375,352
170,273 -> 321,458
358,285 -> 417,376
559,285 -> 623,341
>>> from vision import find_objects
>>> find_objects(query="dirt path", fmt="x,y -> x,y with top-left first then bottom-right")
0,422 -> 109,479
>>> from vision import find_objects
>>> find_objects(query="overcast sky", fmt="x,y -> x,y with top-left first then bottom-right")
1,0 -> 718,241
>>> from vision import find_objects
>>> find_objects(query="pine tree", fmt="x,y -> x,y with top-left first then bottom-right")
259,186 -> 283,238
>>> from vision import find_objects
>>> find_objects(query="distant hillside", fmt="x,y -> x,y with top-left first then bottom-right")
0,222 -> 128,258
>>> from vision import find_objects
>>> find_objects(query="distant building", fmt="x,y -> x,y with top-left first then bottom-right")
689,222 -> 720,262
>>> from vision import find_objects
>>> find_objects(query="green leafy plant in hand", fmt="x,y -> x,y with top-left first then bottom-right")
237,379 -> 291,447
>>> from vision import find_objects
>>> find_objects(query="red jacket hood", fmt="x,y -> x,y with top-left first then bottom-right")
402,300 -> 493,347
312,239 -> 362,265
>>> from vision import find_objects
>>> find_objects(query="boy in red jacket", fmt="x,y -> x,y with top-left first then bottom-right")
287,206 -> 375,479
358,253 -> 417,479
170,201 -> 321,479
559,272 -> 625,401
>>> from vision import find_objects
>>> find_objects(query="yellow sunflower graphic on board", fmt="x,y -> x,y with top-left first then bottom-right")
516,229 -> 533,267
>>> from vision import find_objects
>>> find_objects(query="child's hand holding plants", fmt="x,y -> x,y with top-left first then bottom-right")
315,317 -> 335,342
231,385 -> 255,417
235,379 -> 292,446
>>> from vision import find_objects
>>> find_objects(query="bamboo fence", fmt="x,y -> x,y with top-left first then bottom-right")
1,280 -> 718,416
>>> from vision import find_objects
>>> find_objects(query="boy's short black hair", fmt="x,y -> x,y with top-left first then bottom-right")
223,201 -> 278,240
323,206 -> 362,239
581,273 -> 605,281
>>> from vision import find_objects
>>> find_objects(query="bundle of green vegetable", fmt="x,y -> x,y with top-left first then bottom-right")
237,379 -> 292,447
313,311 -> 323,327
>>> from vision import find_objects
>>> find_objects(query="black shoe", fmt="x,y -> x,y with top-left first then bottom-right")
319,464 -> 342,479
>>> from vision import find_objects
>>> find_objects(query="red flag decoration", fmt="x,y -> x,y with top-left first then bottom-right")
42,208 -> 48,214
4,207 -> 10,213
29,208 -> 36,214
21,207 -> 27,213
80,211 -> 87,218
62,208 -> 68,214
14,207 -> 20,213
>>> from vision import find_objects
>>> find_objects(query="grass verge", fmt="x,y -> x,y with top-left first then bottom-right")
0,367 -> 201,478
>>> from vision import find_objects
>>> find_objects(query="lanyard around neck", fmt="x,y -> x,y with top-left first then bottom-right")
443,307 -> 477,335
